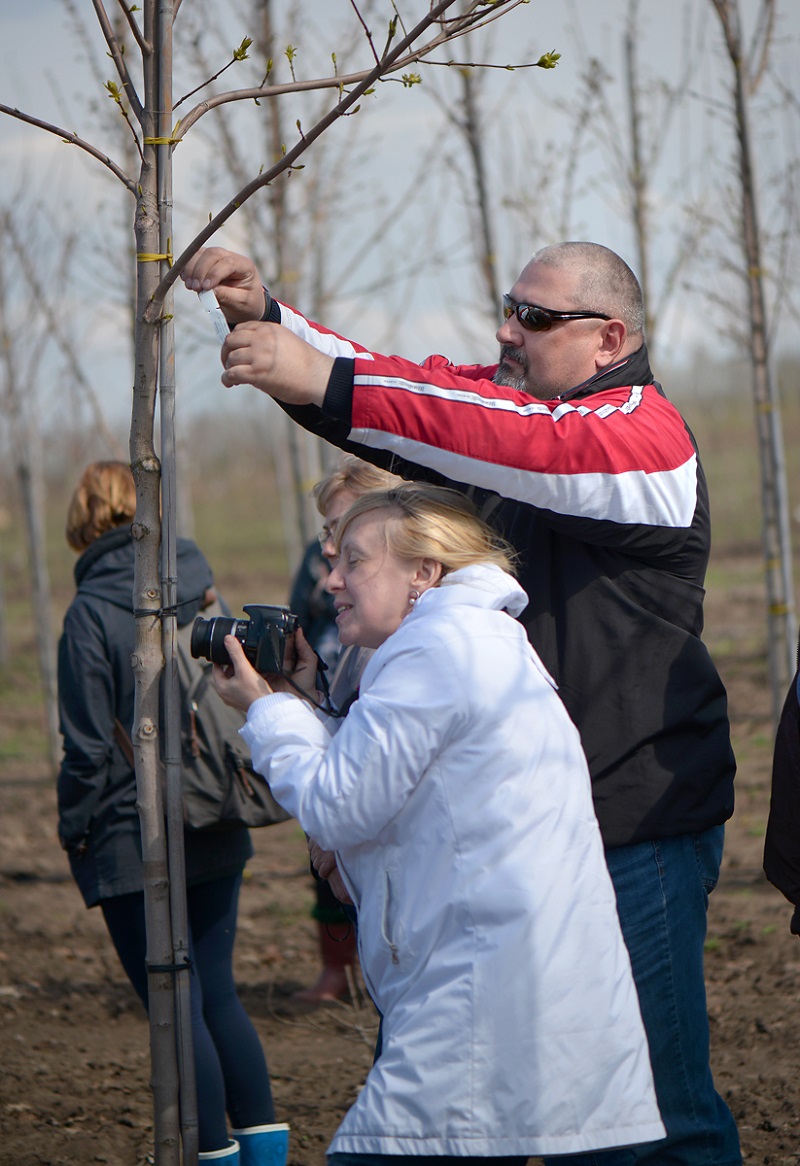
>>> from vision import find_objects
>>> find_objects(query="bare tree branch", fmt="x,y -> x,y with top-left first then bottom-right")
173,37 -> 255,110
113,0 -> 151,56
148,0 -> 526,313
90,0 -> 147,119
349,0 -> 383,67
2,213 -> 126,458
0,106 -> 138,194
173,0 -> 529,138
747,0 -> 776,96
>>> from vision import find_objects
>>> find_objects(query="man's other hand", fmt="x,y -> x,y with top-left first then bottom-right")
221,321 -> 332,407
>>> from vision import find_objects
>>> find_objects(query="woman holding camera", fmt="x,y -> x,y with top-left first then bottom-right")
56,461 -> 285,1166
213,482 -> 665,1164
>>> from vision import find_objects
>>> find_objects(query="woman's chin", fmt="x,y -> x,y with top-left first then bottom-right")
339,626 -> 382,651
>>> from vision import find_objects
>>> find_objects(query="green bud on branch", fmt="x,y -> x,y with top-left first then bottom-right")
536,50 -> 561,69
104,81 -> 126,110
285,44 -> 298,82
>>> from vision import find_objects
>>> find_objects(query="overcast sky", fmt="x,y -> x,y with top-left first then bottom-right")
1,0 -> 798,432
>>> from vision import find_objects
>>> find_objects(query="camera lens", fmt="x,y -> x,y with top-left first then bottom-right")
190,615 -> 240,665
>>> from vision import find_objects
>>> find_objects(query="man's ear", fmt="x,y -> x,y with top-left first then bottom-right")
413,557 -> 443,593
595,319 -> 628,369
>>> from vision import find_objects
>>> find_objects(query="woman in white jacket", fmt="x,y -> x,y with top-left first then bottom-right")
213,484 -> 664,1165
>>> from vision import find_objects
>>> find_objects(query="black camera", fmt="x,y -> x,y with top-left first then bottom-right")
190,604 -> 299,674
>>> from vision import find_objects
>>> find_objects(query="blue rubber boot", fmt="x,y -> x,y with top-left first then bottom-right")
198,1139 -> 240,1163
231,1123 -> 290,1166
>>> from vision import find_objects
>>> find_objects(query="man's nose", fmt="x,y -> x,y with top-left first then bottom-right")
496,314 -> 521,346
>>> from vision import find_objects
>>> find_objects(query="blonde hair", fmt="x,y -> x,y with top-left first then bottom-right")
337,483 -> 516,576
66,461 -> 137,552
314,455 -> 402,515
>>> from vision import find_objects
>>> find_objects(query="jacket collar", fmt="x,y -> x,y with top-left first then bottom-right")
558,342 -> 655,403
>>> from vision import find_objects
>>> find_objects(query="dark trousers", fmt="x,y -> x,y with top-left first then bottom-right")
101,871 -> 274,1152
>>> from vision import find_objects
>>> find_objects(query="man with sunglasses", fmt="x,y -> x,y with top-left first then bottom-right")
182,241 -> 740,1166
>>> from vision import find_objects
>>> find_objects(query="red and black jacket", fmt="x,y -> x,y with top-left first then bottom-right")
268,297 -> 736,848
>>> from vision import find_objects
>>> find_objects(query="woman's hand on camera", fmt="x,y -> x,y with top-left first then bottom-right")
212,635 -> 273,712
268,626 -> 319,699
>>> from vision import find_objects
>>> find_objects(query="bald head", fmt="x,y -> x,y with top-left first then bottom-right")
495,242 -> 646,398
531,243 -> 644,348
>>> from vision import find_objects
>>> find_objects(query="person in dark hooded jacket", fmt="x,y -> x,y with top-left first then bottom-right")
56,461 -> 287,1166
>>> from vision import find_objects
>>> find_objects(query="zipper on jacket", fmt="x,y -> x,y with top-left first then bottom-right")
381,872 -> 400,964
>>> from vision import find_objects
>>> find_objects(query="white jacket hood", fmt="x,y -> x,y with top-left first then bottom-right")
414,561 -> 528,620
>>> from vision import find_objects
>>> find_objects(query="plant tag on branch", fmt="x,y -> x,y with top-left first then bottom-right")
198,289 -> 230,345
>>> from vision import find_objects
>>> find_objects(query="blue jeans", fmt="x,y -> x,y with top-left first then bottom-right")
545,827 -> 741,1166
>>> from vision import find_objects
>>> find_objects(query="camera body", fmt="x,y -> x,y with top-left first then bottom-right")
190,604 -> 299,674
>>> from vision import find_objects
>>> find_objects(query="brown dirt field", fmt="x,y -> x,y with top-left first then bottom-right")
1,548 -> 799,1166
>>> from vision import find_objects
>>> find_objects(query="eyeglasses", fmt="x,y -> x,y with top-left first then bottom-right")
317,523 -> 338,548
502,294 -> 610,332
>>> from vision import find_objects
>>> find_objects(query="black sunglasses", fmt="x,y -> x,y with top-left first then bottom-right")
502,294 -> 611,332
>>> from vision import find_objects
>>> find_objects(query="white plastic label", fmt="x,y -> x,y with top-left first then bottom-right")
198,289 -> 230,345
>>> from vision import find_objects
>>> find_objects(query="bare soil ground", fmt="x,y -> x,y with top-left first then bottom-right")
1,548 -> 799,1166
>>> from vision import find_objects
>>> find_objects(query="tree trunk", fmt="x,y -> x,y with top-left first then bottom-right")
0,248 -> 60,772
623,2 -> 654,342
14,427 -> 60,772
711,0 -> 796,722
130,3 -> 181,1163
459,68 -> 500,321
0,557 -> 8,669
156,2 -> 199,1161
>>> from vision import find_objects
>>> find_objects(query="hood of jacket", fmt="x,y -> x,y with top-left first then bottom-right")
73,526 -> 214,628
411,561 -> 528,621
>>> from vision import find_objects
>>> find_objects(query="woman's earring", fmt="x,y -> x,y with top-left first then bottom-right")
408,589 -> 420,607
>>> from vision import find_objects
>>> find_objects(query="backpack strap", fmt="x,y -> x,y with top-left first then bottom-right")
113,718 -> 136,769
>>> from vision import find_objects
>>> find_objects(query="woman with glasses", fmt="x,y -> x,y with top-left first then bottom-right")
213,482 -> 664,1165
288,455 -> 401,1003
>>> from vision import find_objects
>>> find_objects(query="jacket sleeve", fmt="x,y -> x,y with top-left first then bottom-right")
274,303 -> 701,551
56,606 -> 118,851
241,637 -> 466,850
763,670 -> 800,934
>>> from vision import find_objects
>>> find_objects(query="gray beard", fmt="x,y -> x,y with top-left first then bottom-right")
493,345 -> 529,393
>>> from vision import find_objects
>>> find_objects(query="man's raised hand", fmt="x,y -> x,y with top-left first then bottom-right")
181,246 -> 267,324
